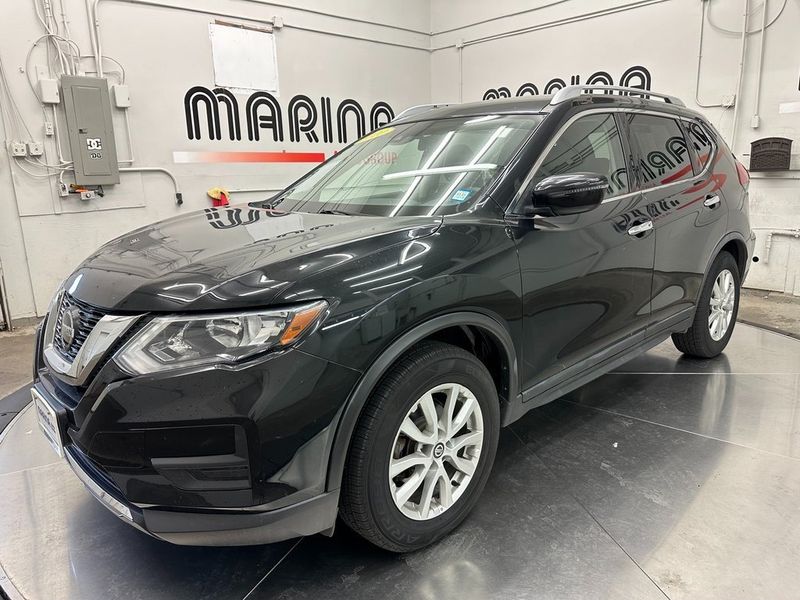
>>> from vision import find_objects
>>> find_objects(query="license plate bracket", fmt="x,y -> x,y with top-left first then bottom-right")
32,388 -> 64,458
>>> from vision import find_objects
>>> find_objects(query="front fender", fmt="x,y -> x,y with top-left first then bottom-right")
275,220 -> 523,492
323,310 -> 520,494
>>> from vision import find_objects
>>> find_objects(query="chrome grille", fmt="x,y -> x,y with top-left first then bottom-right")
52,294 -> 108,362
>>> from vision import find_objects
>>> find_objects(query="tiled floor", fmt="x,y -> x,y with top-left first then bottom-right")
1,323 -> 798,599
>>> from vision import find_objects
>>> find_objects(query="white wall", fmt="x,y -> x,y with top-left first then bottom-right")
0,0 -> 432,321
431,0 -> 800,295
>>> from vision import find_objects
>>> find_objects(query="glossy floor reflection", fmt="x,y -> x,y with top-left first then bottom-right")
1,324 -> 799,600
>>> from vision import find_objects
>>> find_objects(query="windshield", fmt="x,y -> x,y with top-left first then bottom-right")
262,114 -> 542,217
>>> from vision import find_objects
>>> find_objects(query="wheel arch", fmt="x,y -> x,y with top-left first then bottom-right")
324,311 -> 519,493
719,236 -> 748,279
684,232 -> 749,325
703,232 -> 748,285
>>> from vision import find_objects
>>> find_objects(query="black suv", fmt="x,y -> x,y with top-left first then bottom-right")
32,86 -> 754,552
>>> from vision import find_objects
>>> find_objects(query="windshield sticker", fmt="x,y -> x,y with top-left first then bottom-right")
357,127 -> 395,144
451,189 -> 473,204
363,151 -> 398,165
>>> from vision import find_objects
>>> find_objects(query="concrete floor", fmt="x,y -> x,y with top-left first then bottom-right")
1,323 -> 799,600
0,326 -> 35,432
738,289 -> 800,338
0,325 -> 35,398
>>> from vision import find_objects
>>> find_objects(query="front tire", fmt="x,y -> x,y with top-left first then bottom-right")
340,341 -> 500,552
672,251 -> 740,358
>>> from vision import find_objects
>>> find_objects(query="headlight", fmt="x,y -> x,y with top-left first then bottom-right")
116,300 -> 328,375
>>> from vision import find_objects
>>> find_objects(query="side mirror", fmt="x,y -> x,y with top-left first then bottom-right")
531,173 -> 608,216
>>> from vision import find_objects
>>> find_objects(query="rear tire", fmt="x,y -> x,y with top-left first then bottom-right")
339,341 -> 500,552
672,251 -> 740,358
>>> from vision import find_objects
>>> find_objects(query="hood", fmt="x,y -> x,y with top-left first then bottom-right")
65,205 -> 441,312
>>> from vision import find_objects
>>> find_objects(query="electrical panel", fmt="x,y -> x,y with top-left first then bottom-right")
61,76 -> 120,185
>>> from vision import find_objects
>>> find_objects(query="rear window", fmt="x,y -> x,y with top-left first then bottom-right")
686,120 -> 716,173
628,114 -> 692,188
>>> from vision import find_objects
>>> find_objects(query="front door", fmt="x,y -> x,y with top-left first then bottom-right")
626,112 -> 729,335
512,110 -> 656,400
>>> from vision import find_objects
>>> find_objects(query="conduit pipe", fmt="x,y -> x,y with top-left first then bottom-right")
431,0 -> 574,36
119,167 -> 183,204
88,0 -> 681,59
752,0 -> 768,127
695,0 -> 724,108
225,0 -> 428,35
276,23 -> 429,51
85,0 -> 102,77
730,0 -> 749,150
430,0 -> 672,51
752,228 -> 800,265
55,166 -> 183,204
90,0 -> 431,67
0,261 -> 13,332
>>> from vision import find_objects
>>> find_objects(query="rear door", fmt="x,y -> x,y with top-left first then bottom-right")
512,110 -> 656,399
626,112 -> 728,334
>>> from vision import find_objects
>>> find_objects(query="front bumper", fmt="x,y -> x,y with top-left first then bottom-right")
64,441 -> 339,545
34,337 -> 360,545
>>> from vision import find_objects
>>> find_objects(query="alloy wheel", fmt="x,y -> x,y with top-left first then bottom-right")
388,383 -> 484,521
709,268 -> 735,341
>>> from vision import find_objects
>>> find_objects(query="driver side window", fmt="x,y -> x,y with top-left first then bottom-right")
535,113 -> 629,199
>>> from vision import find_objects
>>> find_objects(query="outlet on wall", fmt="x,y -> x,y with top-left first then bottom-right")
27,141 -> 44,157
10,142 -> 27,157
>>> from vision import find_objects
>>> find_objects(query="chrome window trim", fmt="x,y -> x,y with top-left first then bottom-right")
42,294 -> 140,386
509,108 -> 717,213
601,190 -> 641,204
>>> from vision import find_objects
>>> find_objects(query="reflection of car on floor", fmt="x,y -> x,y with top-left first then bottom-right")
31,85 -> 754,552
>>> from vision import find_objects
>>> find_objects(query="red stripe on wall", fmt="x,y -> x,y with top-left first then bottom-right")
173,151 -> 326,164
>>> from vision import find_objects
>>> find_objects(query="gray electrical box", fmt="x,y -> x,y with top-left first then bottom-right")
61,76 -> 120,185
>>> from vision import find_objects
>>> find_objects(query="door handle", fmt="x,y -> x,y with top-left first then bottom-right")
627,220 -> 653,236
703,195 -> 721,208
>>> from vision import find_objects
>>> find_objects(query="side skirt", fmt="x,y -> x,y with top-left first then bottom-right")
502,314 -> 692,426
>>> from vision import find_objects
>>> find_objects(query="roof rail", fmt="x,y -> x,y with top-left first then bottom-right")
392,103 -> 453,121
550,85 -> 685,107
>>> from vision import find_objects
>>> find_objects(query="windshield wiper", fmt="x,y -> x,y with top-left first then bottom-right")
318,209 -> 356,216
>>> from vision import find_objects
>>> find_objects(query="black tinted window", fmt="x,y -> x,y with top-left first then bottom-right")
536,113 -> 629,197
686,120 -> 715,172
629,114 -> 691,188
